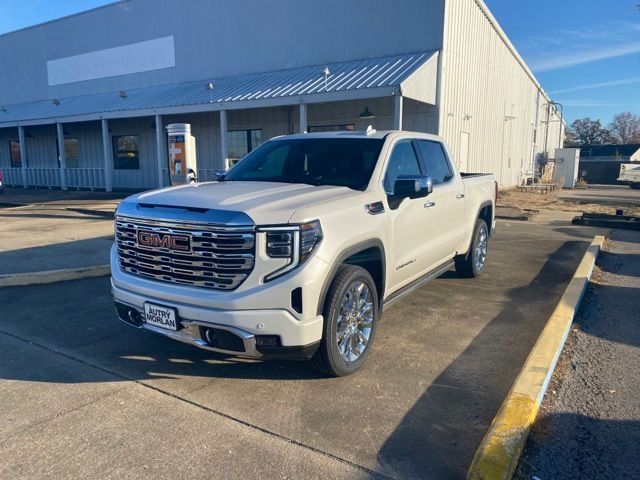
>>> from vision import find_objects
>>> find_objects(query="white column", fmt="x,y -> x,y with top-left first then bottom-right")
56,123 -> 67,190
299,104 -> 307,133
393,94 -> 403,131
101,119 -> 112,192
18,126 -> 27,188
220,110 -> 228,170
155,114 -> 165,187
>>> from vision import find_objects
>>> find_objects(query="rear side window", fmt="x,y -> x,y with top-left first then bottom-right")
416,140 -> 453,184
383,140 -> 421,194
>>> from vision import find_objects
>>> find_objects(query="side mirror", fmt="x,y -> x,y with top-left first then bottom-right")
393,175 -> 433,199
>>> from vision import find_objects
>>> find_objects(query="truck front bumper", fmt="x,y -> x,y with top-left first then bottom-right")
112,281 -> 323,359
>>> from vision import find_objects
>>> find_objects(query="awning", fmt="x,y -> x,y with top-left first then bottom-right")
0,51 -> 438,127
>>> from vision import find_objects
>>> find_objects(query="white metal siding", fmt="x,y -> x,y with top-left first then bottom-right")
440,0 -> 563,186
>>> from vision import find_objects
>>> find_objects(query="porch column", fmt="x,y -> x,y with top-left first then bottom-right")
220,110 -> 228,170
101,119 -> 112,192
155,114 -> 165,187
393,94 -> 403,131
18,126 -> 27,188
299,104 -> 307,133
56,123 -> 67,190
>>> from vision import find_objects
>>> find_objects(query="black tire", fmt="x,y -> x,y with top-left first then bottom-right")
630,183 -> 640,190
455,218 -> 489,278
310,265 -> 379,377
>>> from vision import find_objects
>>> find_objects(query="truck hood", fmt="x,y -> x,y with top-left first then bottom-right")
121,181 -> 361,225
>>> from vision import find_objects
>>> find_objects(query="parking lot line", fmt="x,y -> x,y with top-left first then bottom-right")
466,235 -> 605,480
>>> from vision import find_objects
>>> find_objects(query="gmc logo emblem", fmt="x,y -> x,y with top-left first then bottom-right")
137,230 -> 191,252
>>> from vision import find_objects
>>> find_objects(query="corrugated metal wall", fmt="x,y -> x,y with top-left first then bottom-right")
440,0 -> 563,186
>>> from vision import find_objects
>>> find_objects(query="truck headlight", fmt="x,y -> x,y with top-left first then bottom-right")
261,220 -> 322,281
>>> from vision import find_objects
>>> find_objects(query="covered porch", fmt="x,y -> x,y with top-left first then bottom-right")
0,51 -> 439,191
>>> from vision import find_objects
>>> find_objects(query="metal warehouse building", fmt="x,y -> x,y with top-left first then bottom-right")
0,0 -> 564,191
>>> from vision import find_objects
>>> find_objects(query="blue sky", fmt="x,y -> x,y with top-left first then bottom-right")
1,0 -> 639,125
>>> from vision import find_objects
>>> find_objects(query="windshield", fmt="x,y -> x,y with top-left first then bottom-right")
222,137 -> 384,190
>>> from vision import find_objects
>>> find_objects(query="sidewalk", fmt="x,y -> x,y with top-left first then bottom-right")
515,229 -> 640,479
0,189 -> 123,275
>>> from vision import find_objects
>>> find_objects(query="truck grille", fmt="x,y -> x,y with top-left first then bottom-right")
115,215 -> 255,290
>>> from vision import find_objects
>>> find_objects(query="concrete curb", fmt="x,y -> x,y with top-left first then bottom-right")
467,235 -> 605,480
0,265 -> 111,287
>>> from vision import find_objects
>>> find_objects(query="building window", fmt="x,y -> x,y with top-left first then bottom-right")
112,135 -> 140,170
9,141 -> 21,167
64,138 -> 80,168
226,129 -> 262,166
308,124 -> 355,133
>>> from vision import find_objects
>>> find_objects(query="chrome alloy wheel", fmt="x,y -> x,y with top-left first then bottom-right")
475,223 -> 488,272
335,280 -> 374,362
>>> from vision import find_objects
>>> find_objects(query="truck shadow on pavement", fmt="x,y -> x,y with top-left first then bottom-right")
376,240 -> 590,479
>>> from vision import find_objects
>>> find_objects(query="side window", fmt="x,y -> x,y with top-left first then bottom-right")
416,140 -> 453,184
383,140 -> 421,194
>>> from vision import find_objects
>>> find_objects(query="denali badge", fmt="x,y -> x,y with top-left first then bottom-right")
137,230 -> 191,252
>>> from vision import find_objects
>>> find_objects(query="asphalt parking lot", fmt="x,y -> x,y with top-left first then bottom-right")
0,212 -> 604,479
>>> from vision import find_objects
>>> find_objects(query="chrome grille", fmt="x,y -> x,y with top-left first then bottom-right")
115,215 -> 255,290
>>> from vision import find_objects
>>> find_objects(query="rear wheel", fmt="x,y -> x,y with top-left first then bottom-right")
630,183 -> 640,190
455,218 -> 489,278
310,265 -> 379,377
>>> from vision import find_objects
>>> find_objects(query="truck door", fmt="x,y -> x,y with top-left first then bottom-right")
382,140 -> 438,291
415,140 -> 466,267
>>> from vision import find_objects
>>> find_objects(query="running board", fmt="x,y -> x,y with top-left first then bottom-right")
383,260 -> 455,309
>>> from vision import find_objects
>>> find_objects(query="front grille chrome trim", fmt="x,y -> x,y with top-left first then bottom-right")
115,214 -> 255,290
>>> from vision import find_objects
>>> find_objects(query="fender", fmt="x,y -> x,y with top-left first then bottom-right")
316,238 -> 386,316
460,200 -> 494,259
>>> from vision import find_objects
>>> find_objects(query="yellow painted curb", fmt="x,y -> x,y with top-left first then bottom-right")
467,235 -> 605,480
0,265 -> 111,287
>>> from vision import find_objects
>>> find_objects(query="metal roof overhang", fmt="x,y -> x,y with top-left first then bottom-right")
0,51 -> 438,128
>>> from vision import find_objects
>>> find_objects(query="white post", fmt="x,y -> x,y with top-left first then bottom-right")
299,104 -> 307,133
101,119 -> 112,192
155,114 -> 165,187
220,110 -> 228,170
56,123 -> 68,190
18,126 -> 27,188
393,94 -> 403,131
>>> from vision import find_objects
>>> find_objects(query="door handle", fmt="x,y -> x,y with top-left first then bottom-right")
424,200 -> 436,208
456,193 -> 465,199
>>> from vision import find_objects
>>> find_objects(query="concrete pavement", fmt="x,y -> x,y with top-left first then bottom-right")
0,188 -> 121,275
0,216 -> 605,479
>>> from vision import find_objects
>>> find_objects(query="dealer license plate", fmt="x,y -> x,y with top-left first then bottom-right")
144,303 -> 178,331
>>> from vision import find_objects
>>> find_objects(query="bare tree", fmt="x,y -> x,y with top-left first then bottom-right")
608,112 -> 640,144
570,118 -> 614,146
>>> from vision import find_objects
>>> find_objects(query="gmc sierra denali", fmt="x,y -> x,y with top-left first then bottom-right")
111,130 -> 496,376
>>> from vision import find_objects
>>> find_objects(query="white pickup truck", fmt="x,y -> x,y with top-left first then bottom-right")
111,130 -> 496,376
618,163 -> 640,189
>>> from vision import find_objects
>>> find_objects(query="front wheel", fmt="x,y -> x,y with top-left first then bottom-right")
455,218 -> 489,278
310,265 -> 379,377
